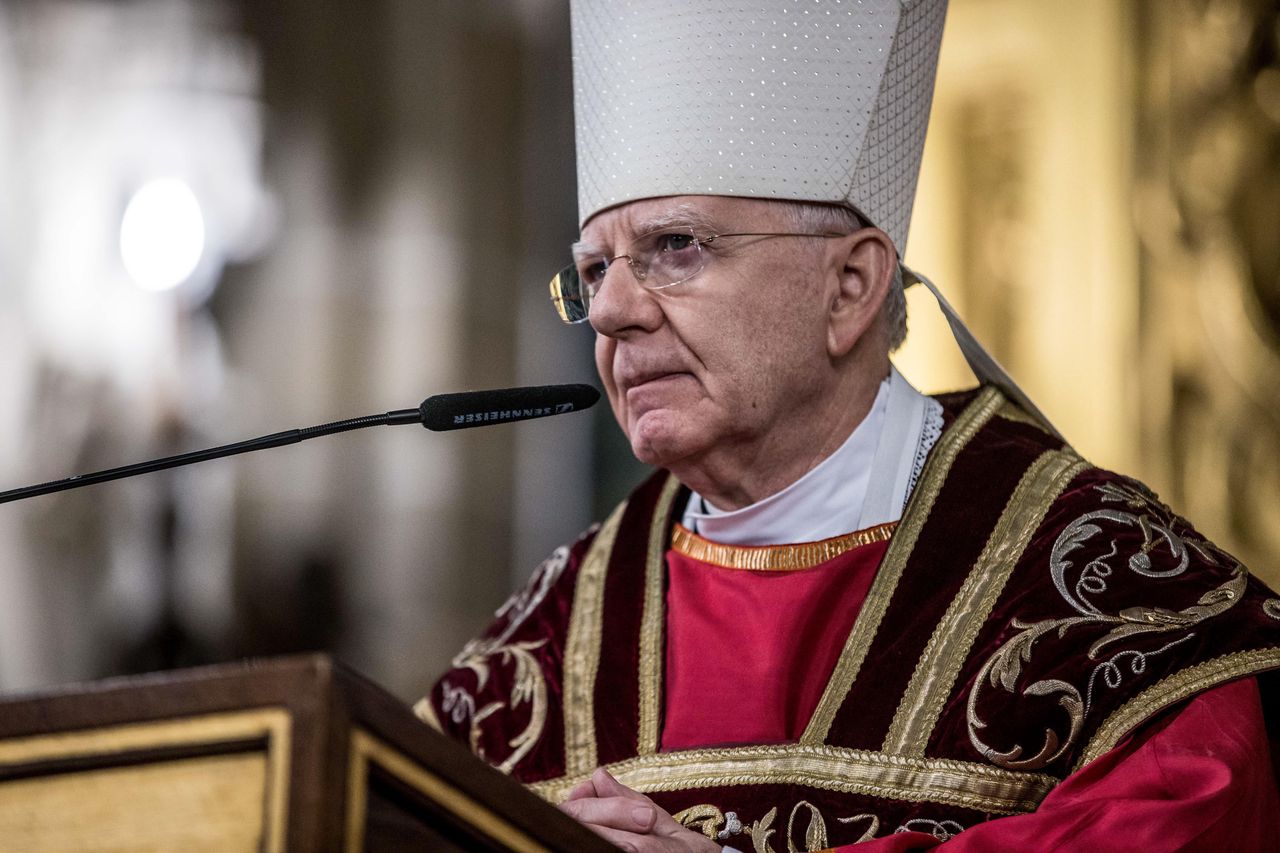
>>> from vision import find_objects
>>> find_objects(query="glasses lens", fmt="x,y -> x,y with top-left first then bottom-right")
551,227 -> 706,324
550,264 -> 590,324
635,228 -> 704,289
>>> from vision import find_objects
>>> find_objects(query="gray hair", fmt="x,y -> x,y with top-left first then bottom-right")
780,200 -> 907,351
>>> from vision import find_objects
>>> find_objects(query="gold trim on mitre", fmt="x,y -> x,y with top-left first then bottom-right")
670,523 -> 898,572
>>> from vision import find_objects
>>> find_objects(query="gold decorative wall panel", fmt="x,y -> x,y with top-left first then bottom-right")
900,0 -> 1278,584
1133,0 -> 1280,583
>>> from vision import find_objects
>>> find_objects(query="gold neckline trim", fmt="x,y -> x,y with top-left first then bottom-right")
670,522 -> 898,572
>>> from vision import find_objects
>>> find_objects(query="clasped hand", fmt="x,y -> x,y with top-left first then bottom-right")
558,768 -> 724,852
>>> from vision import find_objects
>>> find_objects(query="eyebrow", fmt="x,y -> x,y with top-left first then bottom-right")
570,239 -> 603,259
634,204 -> 721,235
571,203 -> 723,258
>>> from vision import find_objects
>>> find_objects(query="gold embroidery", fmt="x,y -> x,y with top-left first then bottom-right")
995,398 -> 1048,432
444,639 -> 549,774
801,387 -> 1006,745
563,502 -> 627,776
967,482 -> 1250,770
677,802 -> 841,853
637,476 -> 683,755
469,700 -> 505,762
671,523 -> 898,571
839,814 -> 881,844
527,741 -> 1057,815
1264,599 -> 1280,620
883,450 -> 1088,757
441,541 -> 582,774
673,804 -> 729,839
1075,647 -> 1280,770
749,807 -> 779,853
897,819 -> 965,841
786,801 -> 828,851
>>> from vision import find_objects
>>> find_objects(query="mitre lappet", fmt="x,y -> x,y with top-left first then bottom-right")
570,0 -> 1054,432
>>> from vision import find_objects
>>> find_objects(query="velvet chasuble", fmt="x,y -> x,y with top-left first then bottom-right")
418,387 -> 1280,849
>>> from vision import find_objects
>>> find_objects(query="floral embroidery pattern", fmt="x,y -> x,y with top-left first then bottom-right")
896,819 -> 965,840
675,801 -> 880,852
968,481 -> 1245,770
437,541 -> 579,772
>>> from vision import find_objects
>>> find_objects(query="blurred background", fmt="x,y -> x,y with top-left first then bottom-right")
0,0 -> 1275,702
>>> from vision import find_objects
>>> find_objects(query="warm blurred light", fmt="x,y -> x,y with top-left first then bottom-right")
1256,68 -> 1280,125
119,178 -> 205,292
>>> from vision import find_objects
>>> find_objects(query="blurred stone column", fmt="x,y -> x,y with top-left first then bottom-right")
230,0 -> 597,697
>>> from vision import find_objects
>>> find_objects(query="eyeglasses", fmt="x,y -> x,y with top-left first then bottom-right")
548,227 -> 846,324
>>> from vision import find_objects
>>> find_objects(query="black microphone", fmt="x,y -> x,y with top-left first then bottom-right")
420,384 -> 600,431
0,383 -> 600,505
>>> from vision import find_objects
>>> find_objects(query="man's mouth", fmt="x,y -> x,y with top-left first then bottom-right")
623,371 -> 686,392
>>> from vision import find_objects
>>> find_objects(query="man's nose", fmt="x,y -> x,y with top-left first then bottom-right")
588,258 -> 663,337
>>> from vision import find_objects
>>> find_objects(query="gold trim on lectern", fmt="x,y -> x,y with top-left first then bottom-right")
345,727 -> 551,853
0,708 -> 291,853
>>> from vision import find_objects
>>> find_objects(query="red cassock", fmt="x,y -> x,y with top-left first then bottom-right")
664,535 -> 1280,850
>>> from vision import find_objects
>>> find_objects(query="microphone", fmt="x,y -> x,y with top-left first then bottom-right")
0,383 -> 600,505
420,384 -> 600,431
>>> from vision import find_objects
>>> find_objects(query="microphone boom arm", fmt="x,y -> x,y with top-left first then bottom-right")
0,382 -> 600,505
0,408 -> 423,505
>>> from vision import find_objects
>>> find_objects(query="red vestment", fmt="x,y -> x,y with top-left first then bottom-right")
419,387 -> 1280,849
662,528 -> 1280,850
663,532 -> 893,749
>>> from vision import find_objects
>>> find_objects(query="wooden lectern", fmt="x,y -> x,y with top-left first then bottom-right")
0,655 -> 616,852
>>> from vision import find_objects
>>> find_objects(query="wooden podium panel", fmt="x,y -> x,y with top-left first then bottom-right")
0,655 -> 615,852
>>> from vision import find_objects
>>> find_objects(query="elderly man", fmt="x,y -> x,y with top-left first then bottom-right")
417,1 -> 1280,850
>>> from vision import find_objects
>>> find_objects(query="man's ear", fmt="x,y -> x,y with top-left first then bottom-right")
826,228 -> 896,358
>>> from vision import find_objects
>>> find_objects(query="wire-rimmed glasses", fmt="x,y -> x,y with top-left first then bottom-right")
549,227 -> 846,324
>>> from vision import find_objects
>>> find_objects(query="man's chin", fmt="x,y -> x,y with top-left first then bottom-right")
626,412 -> 698,469
629,439 -> 675,469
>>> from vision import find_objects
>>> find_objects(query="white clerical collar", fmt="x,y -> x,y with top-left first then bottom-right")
681,366 -> 942,546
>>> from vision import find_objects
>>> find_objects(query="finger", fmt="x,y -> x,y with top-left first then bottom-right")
650,805 -> 694,838
562,777 -> 599,802
584,775 -> 683,837
559,795 -> 657,833
590,767 -> 650,802
582,770 -> 675,838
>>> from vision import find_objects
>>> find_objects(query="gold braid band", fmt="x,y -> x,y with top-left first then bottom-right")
670,522 -> 898,572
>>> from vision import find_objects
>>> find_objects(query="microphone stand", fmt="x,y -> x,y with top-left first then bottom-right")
0,409 -> 423,505
0,383 -> 599,505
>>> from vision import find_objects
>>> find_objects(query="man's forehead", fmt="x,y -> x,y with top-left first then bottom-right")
578,195 -> 776,248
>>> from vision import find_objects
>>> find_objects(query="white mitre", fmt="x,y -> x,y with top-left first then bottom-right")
570,0 -> 1056,432
570,0 -> 946,250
